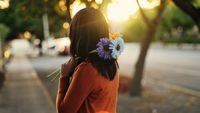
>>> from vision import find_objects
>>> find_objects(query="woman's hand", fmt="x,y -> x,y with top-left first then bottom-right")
61,58 -> 78,77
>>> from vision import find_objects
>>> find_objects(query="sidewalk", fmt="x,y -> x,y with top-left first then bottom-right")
0,56 -> 56,113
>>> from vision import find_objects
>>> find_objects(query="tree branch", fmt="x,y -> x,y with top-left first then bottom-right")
172,0 -> 200,31
153,0 -> 167,26
136,0 -> 152,28
66,0 -> 75,22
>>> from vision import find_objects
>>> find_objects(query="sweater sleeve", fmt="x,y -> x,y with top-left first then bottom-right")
56,63 -> 96,113
56,76 -> 69,113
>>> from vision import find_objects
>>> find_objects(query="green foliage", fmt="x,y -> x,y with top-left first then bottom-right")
155,2 -> 199,43
122,13 -> 147,42
122,2 -> 199,43
0,24 -> 10,40
191,0 -> 200,8
122,8 -> 159,42
0,0 -> 67,41
162,3 -> 194,31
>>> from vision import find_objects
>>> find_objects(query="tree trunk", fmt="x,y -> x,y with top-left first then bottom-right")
130,27 -> 156,96
130,0 -> 166,97
66,0 -> 72,22
66,6 -> 72,22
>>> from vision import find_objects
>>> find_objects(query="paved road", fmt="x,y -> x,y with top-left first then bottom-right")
30,43 -> 200,93
118,43 -> 200,92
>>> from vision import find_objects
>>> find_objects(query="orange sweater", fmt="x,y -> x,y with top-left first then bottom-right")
56,62 -> 119,113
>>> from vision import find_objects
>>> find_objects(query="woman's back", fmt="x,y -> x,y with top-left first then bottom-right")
76,62 -> 119,113
57,62 -> 119,113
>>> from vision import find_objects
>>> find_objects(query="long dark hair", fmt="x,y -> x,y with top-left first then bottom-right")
69,8 -> 118,80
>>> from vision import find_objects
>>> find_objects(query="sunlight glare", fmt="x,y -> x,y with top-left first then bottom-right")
107,0 -> 160,22
139,0 -> 160,9
63,22 -> 69,29
107,0 -> 138,22
95,0 -> 103,4
70,0 -> 86,17
0,0 -> 9,9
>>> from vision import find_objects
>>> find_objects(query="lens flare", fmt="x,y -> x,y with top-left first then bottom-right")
107,0 -> 160,22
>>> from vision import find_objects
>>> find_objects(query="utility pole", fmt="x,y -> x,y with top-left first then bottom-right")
43,0 -> 50,40
42,13 -> 50,40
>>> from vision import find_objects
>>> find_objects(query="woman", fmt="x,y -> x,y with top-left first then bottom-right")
56,8 -> 124,113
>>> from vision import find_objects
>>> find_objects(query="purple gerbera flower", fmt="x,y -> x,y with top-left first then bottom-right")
96,38 -> 112,60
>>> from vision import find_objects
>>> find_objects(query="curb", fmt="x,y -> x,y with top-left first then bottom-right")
151,43 -> 200,50
144,80 -> 200,97
27,58 -> 56,109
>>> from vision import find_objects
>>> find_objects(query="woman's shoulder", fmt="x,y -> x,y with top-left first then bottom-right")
75,61 -> 95,71
74,61 -> 98,77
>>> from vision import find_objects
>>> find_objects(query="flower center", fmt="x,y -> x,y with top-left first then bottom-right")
116,44 -> 120,51
104,45 -> 110,52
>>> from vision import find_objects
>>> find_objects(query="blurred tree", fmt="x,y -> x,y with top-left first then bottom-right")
0,24 -> 10,40
0,23 -> 9,72
172,0 -> 200,32
130,0 -> 167,96
161,3 -> 194,33
122,8 -> 160,42
0,0 -> 68,41
123,1 -> 199,43
122,17 -> 146,42
156,2 -> 195,43
65,0 -> 75,22
122,14 -> 147,42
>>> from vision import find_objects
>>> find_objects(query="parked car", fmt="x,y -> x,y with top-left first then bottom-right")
41,38 -> 57,56
55,37 -> 70,55
42,37 -> 71,56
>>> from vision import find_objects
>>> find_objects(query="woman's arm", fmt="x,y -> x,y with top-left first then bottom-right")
56,76 -> 70,113
56,58 -> 78,113
57,63 -> 96,113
